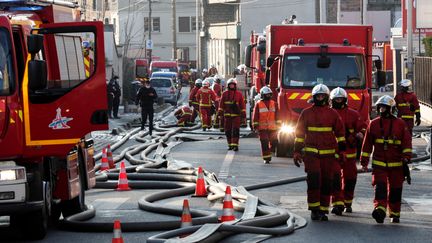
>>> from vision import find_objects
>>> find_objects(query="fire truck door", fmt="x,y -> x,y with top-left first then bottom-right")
23,22 -> 108,150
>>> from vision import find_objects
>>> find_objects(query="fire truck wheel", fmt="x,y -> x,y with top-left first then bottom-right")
10,207 -> 48,240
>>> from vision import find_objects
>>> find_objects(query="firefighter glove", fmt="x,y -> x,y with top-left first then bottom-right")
338,152 -> 347,165
293,152 -> 303,167
415,112 -> 421,126
403,163 -> 411,185
356,132 -> 364,141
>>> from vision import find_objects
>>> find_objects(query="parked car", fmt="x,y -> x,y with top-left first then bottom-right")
151,71 -> 182,91
150,77 -> 179,105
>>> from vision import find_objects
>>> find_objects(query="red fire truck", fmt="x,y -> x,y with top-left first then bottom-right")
135,58 -> 149,80
246,24 -> 374,157
0,0 -> 107,239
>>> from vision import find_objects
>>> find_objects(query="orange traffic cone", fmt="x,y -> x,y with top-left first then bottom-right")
180,199 -> 192,238
220,186 -> 236,222
100,147 -> 110,172
107,144 -> 115,169
193,167 -> 207,197
112,220 -> 124,243
116,161 -> 131,191
181,199 -> 192,228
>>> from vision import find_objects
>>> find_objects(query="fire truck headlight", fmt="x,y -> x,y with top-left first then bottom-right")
0,168 -> 25,181
280,124 -> 295,134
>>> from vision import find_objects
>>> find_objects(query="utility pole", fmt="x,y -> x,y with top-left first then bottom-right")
172,0 -> 177,60
361,0 -> 367,25
320,0 -> 326,23
148,0 -> 152,64
407,0 -> 413,80
196,0 -> 200,70
337,0 -> 341,24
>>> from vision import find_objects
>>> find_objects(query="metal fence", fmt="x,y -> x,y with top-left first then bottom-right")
414,57 -> 432,107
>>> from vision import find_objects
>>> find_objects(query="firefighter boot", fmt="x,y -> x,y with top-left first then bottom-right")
311,210 -> 321,221
372,208 -> 386,224
390,217 -> 400,223
345,206 -> 353,213
263,158 -> 271,164
331,205 -> 344,216
320,211 -> 328,221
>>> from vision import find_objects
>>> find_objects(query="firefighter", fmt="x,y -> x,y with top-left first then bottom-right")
360,95 -> 412,224
174,105 -> 193,127
209,64 -> 218,76
201,68 -> 209,79
212,75 -> 223,129
195,79 -> 217,131
394,79 -> 421,134
218,78 -> 246,151
329,87 -> 367,215
189,79 -> 202,123
252,86 -> 280,164
293,84 -> 346,221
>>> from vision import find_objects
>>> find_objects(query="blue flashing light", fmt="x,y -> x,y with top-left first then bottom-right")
8,6 -> 44,11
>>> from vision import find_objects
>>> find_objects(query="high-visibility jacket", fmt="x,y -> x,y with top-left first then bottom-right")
218,89 -> 246,118
195,87 -> 216,108
189,86 -> 200,106
294,105 -> 346,156
394,92 -> 420,120
252,100 -> 278,130
360,116 -> 411,169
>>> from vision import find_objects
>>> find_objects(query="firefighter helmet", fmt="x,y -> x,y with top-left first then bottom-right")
400,79 -> 412,87
214,75 -> 222,83
375,95 -> 396,107
260,86 -> 272,96
330,87 -> 348,100
202,68 -> 208,73
202,79 -> 210,87
311,84 -> 330,96
227,78 -> 237,86
258,35 -> 266,43
195,79 -> 203,85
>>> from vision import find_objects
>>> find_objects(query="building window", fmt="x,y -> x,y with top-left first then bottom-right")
104,0 -> 109,10
92,0 -> 96,10
179,17 -> 201,33
144,17 -> 160,32
105,18 -> 109,24
113,18 -> 116,32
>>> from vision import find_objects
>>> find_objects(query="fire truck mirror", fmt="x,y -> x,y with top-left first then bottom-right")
266,56 -> 275,68
27,34 -> 44,55
265,69 -> 271,85
245,45 -> 253,68
374,59 -> 382,70
317,56 -> 331,69
28,60 -> 47,91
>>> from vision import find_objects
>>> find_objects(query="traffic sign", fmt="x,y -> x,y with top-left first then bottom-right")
146,40 -> 153,50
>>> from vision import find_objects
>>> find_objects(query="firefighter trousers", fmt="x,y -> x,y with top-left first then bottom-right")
304,154 -> 337,213
372,167 -> 404,218
331,158 -> 357,208
200,107 -> 212,128
402,118 -> 414,135
258,130 -> 278,160
224,116 -> 240,148
213,101 -> 220,128
192,104 -> 200,122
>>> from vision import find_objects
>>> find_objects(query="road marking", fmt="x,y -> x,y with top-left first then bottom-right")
91,197 -> 129,210
218,151 -> 235,179
404,198 -> 432,215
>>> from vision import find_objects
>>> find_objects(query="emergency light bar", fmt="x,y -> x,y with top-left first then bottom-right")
0,0 -> 77,8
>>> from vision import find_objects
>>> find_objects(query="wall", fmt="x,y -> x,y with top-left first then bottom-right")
240,0 -> 316,61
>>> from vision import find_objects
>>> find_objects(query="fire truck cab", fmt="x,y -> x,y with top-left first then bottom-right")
0,0 -> 107,239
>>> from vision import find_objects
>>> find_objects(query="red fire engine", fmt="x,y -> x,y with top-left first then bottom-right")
246,24 -> 375,157
0,0 -> 107,239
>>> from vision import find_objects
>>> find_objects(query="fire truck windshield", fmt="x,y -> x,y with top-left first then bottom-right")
282,54 -> 365,89
0,28 -> 14,96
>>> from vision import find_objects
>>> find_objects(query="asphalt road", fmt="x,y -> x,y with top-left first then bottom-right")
2,88 -> 431,242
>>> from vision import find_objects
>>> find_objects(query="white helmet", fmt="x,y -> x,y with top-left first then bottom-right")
375,95 -> 396,107
260,86 -> 272,96
227,78 -> 237,86
202,68 -> 208,73
330,87 -> 348,100
254,94 -> 261,103
400,79 -> 412,87
258,35 -> 265,43
202,79 -> 210,87
195,79 -> 203,85
311,84 -> 330,96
